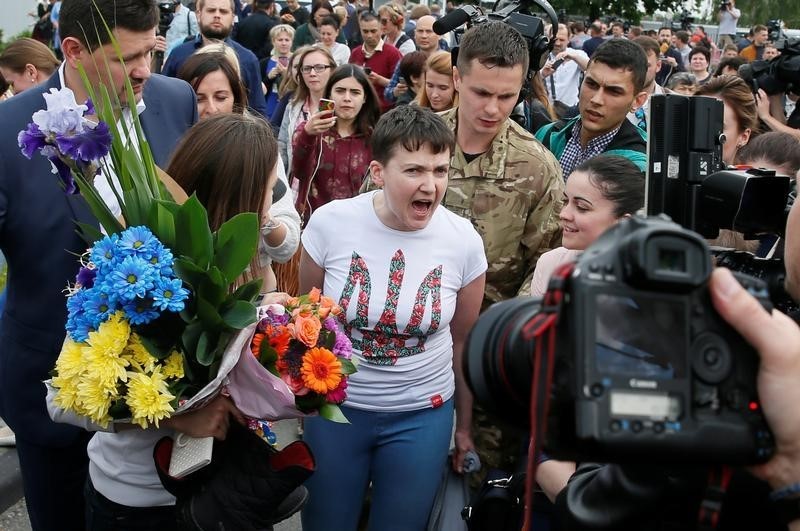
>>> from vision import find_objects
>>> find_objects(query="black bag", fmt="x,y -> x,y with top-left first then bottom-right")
154,421 -> 315,531
462,469 -> 525,531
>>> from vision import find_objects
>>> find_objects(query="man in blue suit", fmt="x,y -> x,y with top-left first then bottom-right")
0,0 -> 197,529
161,0 -> 270,118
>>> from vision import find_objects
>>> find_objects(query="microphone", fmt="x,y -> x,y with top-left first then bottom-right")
432,6 -> 477,35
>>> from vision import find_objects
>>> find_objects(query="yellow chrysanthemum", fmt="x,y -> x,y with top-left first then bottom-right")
87,311 -> 131,356
55,338 -> 87,380
52,374 -> 81,411
123,333 -> 156,373
76,374 -> 116,427
162,351 -> 185,380
126,367 -> 175,429
83,342 -> 129,388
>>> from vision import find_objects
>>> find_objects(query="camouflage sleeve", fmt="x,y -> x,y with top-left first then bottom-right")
516,151 -> 565,298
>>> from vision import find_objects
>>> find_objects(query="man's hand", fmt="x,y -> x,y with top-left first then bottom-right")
154,35 -> 167,54
709,268 -> 800,491
281,12 -> 296,24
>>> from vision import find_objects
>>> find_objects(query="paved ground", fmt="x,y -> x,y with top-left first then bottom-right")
0,419 -> 304,531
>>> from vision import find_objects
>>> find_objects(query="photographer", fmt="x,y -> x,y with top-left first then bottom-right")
756,88 -> 800,142
717,0 -> 740,49
552,195 -> 800,530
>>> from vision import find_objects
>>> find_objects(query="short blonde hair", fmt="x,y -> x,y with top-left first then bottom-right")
196,41 -> 241,77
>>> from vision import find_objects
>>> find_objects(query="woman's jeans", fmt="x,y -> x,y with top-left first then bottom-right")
301,400 -> 454,531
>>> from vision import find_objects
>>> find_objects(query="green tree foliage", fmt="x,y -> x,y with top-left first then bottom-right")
734,0 -> 800,29
553,0 -> 684,24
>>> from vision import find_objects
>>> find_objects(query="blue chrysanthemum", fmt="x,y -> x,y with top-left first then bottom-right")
118,226 -> 158,259
90,234 -> 120,273
122,298 -> 160,326
147,242 -> 175,276
82,287 -> 117,329
66,289 -> 91,341
152,278 -> 190,313
111,255 -> 155,302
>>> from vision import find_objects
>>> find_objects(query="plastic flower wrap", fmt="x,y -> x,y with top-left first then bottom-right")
239,288 -> 357,423
50,225 -> 190,428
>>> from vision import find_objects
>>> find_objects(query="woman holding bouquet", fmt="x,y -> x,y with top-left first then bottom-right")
298,106 -> 487,531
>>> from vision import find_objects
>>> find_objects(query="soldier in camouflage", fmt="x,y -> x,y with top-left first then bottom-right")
443,21 -> 565,483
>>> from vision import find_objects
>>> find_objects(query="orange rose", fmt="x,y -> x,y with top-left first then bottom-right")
318,306 -> 331,319
320,295 -> 335,308
308,287 -> 321,303
294,314 -> 322,347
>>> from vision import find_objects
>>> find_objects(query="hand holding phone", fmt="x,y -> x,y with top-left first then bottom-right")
318,98 -> 335,115
364,66 -> 372,75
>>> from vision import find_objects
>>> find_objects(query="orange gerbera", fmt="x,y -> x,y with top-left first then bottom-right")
250,333 -> 265,358
269,327 -> 291,355
300,347 -> 342,394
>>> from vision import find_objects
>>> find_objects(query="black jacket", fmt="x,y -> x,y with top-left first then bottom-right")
555,462 -> 786,530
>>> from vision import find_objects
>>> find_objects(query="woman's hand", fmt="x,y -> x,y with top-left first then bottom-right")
260,291 -> 291,306
756,88 -> 772,120
163,394 -> 246,440
452,427 -> 476,473
303,109 -> 336,136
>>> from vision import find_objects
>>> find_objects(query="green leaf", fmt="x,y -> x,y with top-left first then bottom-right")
213,213 -> 259,282
319,329 -> 336,350
173,257 -> 207,291
196,331 -> 212,366
198,267 -> 227,307
222,300 -> 257,329
340,358 -> 358,376
174,195 -> 214,269
232,279 -> 263,304
181,320 -> 204,354
319,403 -> 350,423
196,297 -> 224,329
148,200 -> 177,249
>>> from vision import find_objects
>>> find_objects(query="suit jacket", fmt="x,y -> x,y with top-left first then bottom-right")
0,72 -> 197,446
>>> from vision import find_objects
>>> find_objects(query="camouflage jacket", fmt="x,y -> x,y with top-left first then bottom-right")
440,108 -> 565,306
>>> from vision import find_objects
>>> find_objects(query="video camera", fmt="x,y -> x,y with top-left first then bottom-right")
719,0 -> 731,10
465,216 -> 775,465
432,0 -> 558,73
739,38 -> 800,95
671,10 -> 694,32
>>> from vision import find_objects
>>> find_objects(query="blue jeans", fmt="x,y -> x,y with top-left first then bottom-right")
301,400 -> 454,531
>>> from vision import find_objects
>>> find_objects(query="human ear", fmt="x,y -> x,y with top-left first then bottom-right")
369,160 -> 384,187
60,37 -> 85,68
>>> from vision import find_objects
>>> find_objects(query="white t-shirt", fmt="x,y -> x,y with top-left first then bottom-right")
302,191 -> 487,412
543,50 -> 587,108
718,7 -> 741,35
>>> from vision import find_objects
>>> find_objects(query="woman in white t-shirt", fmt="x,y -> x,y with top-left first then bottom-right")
298,106 -> 487,531
530,154 -> 645,503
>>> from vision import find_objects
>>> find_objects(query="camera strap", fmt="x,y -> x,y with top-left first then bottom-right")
697,465 -> 733,530
517,262 -> 573,531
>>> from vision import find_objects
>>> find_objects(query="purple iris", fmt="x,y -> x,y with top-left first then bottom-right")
17,123 -> 47,159
56,121 -> 112,164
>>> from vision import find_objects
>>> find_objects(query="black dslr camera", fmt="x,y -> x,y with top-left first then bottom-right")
466,216 -> 775,465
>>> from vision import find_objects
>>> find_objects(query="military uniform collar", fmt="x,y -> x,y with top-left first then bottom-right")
442,106 -> 511,180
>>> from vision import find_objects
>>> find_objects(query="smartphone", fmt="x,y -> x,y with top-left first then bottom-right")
550,58 -> 565,70
364,67 -> 372,75
278,56 -> 289,67
318,98 -> 335,114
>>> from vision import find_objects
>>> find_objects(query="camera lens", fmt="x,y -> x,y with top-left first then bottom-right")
464,297 -> 543,424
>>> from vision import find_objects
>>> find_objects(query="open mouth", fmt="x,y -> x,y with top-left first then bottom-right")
411,199 -> 433,216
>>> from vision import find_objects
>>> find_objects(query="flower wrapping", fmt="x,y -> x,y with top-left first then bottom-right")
229,290 -> 357,423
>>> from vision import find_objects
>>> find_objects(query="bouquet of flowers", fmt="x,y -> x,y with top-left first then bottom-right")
244,288 -> 357,422
22,69 -> 261,428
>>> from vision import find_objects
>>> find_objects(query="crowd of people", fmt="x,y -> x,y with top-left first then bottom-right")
2,0 -> 800,530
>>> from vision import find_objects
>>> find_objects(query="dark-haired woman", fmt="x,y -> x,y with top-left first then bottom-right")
291,0 -> 346,50
291,64 -> 380,223
177,49 -> 247,118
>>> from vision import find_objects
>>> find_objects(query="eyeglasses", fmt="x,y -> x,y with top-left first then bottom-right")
301,64 -> 333,74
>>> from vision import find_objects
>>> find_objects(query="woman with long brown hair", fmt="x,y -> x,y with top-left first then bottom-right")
415,51 -> 458,112
167,113 -> 284,288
